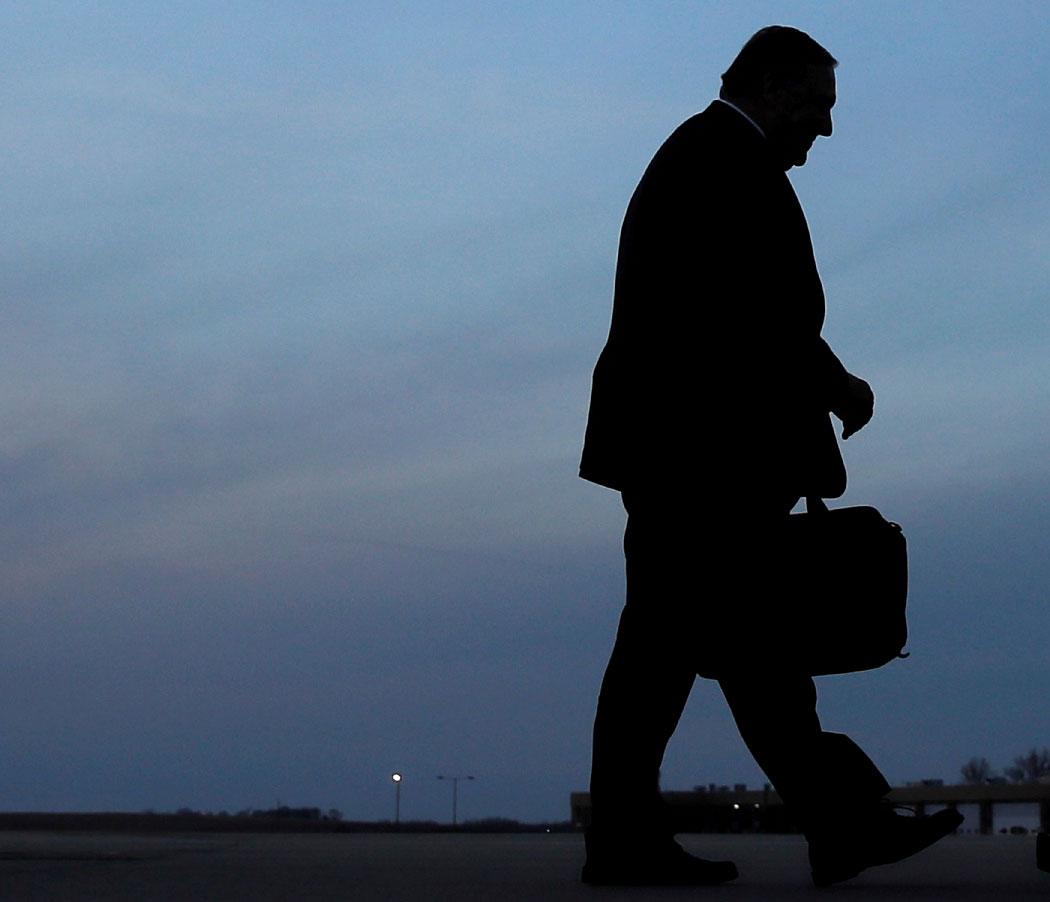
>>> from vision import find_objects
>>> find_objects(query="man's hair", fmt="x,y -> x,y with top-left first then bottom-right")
720,26 -> 837,99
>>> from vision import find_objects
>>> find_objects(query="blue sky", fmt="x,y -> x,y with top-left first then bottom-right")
1,2 -> 1048,824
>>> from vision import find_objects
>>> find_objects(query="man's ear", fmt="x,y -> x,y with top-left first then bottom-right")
761,72 -> 790,114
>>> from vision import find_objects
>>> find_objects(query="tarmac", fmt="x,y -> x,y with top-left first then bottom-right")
0,831 -> 1046,901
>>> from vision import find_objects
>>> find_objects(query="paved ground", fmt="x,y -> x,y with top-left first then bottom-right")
0,831 -> 1046,900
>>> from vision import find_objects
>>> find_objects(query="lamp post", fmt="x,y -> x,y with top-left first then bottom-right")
391,772 -> 403,825
436,774 -> 474,827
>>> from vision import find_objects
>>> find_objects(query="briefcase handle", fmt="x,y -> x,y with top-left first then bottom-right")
805,496 -> 829,515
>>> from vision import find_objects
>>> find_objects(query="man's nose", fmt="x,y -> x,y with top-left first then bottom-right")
818,111 -> 833,137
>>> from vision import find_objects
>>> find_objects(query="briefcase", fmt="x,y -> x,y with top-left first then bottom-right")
775,497 -> 909,676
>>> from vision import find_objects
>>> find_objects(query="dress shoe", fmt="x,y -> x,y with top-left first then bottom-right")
582,836 -> 738,886
809,804 -> 964,887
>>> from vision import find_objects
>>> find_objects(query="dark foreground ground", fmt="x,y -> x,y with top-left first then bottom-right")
0,831 -> 1046,901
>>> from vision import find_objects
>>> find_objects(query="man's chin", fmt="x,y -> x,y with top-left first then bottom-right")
782,147 -> 809,170
775,138 -> 813,170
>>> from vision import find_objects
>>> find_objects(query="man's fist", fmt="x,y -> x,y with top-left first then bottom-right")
835,374 -> 875,440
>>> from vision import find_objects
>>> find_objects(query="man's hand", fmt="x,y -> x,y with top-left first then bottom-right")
834,374 -> 875,440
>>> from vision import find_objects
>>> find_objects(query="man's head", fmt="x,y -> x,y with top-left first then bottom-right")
720,26 -> 837,170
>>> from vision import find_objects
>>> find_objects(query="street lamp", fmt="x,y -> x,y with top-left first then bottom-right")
436,774 -> 474,827
391,772 -> 403,825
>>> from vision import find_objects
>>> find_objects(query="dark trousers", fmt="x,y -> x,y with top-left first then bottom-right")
589,492 -> 890,840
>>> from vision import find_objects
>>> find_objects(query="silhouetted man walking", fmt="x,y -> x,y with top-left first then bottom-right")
580,26 -> 962,887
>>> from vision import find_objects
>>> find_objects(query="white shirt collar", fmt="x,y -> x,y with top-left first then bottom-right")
715,98 -> 766,139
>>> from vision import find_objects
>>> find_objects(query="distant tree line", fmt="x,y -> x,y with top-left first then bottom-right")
0,809 -> 577,836
170,806 -> 344,821
141,809 -> 575,834
961,748 -> 1050,784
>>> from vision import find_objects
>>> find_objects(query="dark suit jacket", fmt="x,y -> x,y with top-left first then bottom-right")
580,101 -> 851,502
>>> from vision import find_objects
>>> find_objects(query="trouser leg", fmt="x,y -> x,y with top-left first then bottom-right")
719,674 -> 890,835
589,503 -> 698,837
589,603 -> 696,833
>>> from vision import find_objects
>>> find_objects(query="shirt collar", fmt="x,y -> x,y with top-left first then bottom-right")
715,98 -> 766,139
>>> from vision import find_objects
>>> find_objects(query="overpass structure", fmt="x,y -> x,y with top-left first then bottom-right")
886,782 -> 1050,834
570,782 -> 1050,835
